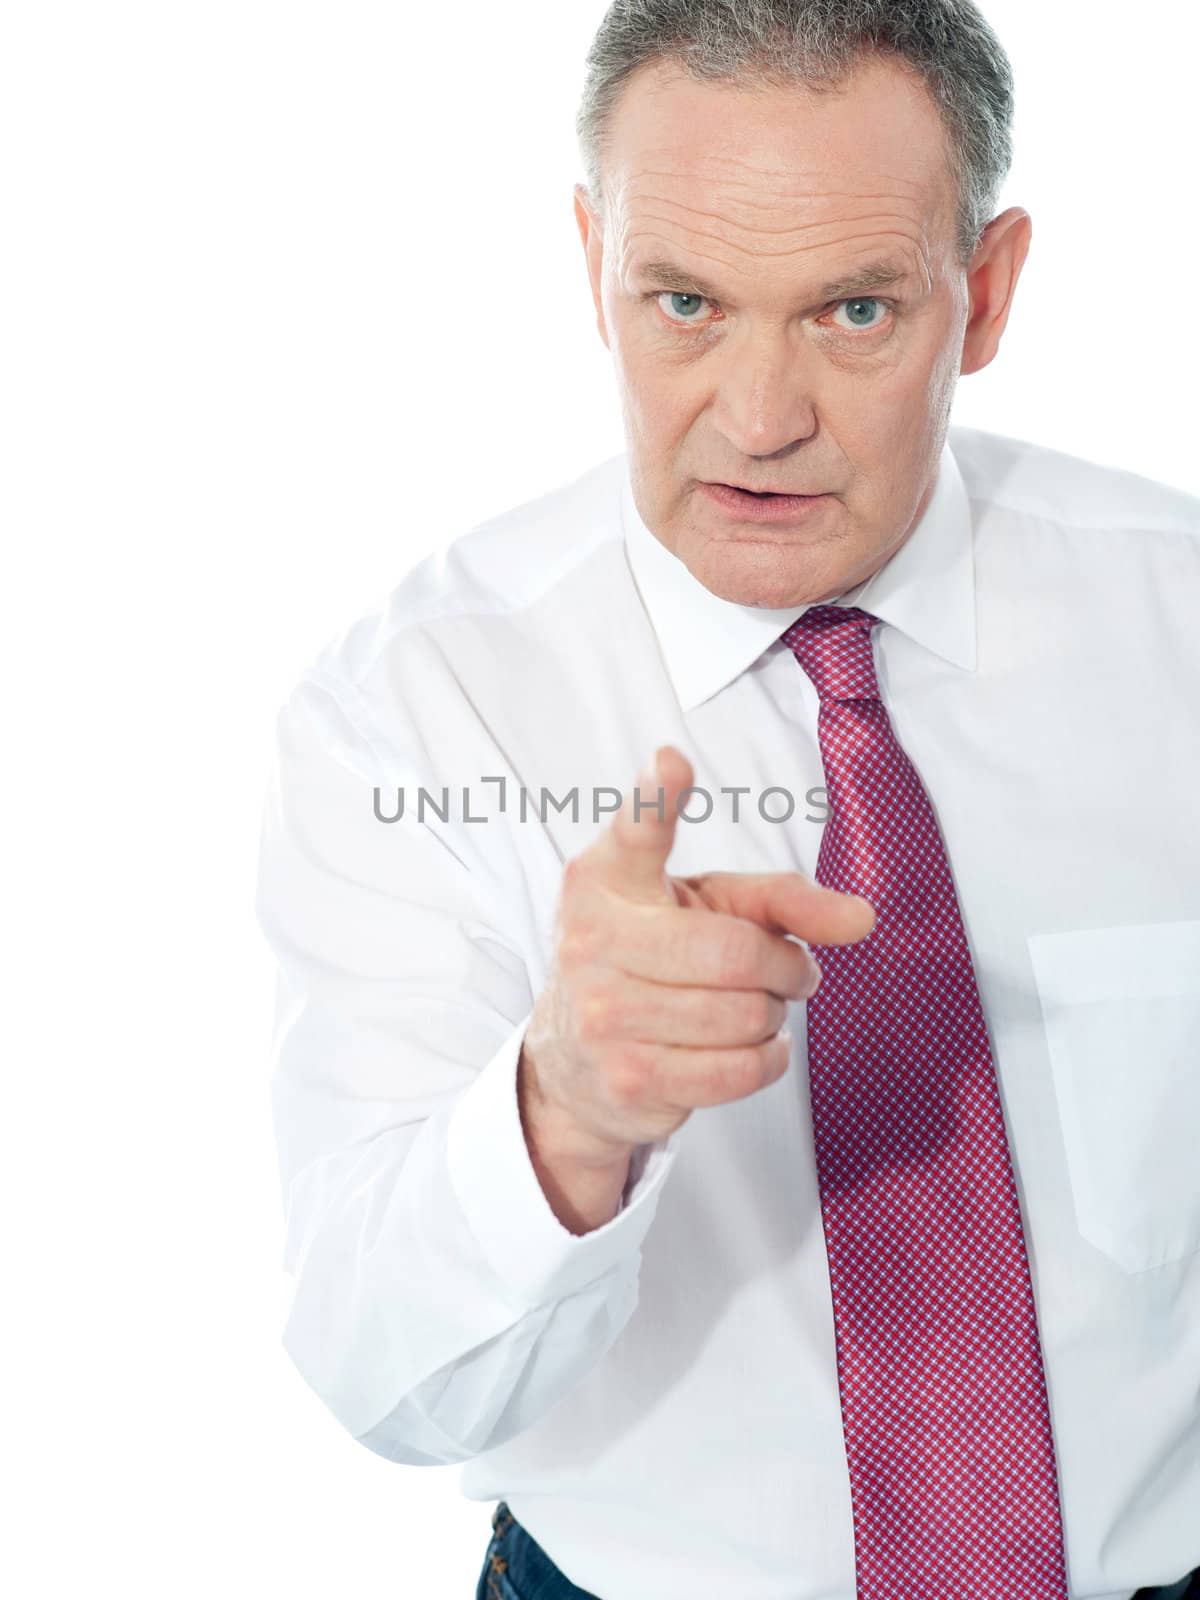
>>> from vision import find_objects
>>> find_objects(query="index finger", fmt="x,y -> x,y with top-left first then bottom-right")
684,869 -> 876,947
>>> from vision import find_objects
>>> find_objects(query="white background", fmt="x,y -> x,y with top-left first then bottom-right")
3,1 -> 1197,1595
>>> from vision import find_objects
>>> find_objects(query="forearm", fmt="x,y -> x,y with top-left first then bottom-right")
282,1102 -> 642,1461
278,1022 -> 671,1463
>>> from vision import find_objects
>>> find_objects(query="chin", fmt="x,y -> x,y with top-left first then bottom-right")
687,545 -> 835,610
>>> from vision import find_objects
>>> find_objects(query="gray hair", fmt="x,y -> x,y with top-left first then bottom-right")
576,0 -> 1015,262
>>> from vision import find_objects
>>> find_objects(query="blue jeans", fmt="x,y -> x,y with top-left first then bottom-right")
475,1503 -> 600,1600
475,1500 -> 1199,1599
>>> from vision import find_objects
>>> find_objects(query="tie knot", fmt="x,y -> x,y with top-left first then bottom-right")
781,604 -> 882,702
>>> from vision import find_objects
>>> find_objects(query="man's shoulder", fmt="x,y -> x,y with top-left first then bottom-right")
949,423 -> 1199,538
306,451 -> 629,698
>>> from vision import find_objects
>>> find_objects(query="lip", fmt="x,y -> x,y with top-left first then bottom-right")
700,481 -> 834,524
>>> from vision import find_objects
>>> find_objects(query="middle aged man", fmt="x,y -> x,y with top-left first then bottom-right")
256,3 -> 1200,1598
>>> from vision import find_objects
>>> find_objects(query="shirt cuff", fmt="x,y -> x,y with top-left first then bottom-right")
444,1014 -> 678,1308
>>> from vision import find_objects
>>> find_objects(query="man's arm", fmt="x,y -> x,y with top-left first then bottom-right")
256,670 -> 678,1463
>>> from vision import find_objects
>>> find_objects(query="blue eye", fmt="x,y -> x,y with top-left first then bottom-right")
657,291 -> 713,324
831,297 -> 888,331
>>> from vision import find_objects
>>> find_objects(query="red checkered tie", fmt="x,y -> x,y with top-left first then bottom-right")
781,604 -> 1070,1598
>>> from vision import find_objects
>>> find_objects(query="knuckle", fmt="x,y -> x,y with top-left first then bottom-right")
557,923 -> 596,971
575,983 -> 618,1043
605,1045 -> 651,1107
561,854 -> 594,896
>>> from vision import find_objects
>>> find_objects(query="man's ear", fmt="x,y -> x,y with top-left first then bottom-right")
574,183 -> 610,350
960,206 -> 1033,376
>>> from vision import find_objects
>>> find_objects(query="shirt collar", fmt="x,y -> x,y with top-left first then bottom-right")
621,437 -> 977,712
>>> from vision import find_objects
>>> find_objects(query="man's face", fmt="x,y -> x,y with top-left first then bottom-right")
576,54 -> 1024,608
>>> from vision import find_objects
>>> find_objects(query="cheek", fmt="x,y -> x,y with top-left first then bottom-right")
838,338 -> 951,457
617,350 -> 698,447
820,365 -> 914,472
604,298 -> 709,440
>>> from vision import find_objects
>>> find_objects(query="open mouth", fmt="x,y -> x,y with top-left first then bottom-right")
700,481 -> 831,521
720,484 -> 820,499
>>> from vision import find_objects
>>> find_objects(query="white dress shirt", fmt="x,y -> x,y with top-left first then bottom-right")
256,424 -> 1200,1600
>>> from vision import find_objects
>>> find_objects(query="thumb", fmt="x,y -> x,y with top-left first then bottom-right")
584,744 -> 694,904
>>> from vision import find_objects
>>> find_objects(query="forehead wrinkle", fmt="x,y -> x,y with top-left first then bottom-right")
610,158 -> 951,253
620,202 -> 930,247
618,215 -> 930,275
624,192 -> 934,238
620,161 -> 932,205
617,222 -> 933,302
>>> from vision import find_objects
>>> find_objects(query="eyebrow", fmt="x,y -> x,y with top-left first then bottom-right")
634,257 -> 913,304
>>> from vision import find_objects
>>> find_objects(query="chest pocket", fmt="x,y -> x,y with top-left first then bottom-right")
1028,919 -> 1200,1274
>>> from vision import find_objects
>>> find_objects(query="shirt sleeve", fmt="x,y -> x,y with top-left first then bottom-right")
256,668 -> 679,1464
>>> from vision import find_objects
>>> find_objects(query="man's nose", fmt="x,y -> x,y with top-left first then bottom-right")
711,332 -> 818,459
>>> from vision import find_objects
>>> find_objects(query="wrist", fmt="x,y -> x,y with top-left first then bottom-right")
517,1045 -> 636,1172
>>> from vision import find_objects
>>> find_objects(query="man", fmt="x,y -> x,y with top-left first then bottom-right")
256,2 -> 1200,1597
